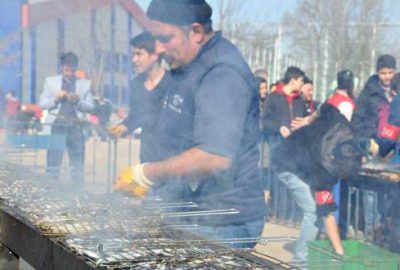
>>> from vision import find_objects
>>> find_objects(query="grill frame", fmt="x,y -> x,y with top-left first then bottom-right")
0,207 -> 95,270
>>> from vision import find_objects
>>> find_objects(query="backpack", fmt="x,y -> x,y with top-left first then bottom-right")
320,122 -> 362,178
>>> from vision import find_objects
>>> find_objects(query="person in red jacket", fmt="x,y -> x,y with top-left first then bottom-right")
327,70 -> 356,121
262,67 -> 311,142
5,91 -> 20,120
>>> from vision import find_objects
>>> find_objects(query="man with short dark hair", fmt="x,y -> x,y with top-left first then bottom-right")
39,52 -> 94,182
273,70 -> 361,263
352,54 -> 397,240
109,32 -> 168,163
262,66 -> 310,140
114,0 -> 266,248
352,54 -> 397,143
300,76 -> 319,115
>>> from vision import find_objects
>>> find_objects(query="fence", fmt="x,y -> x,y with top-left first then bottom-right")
261,133 -> 400,252
0,120 -> 140,194
2,119 -> 400,253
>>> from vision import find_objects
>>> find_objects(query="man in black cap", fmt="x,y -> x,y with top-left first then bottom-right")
114,0 -> 266,248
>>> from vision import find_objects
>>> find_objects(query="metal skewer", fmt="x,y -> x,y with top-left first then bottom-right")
173,236 -> 298,245
161,208 -> 240,218
142,201 -> 198,210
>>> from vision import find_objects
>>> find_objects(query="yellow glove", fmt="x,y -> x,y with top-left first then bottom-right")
369,139 -> 379,157
114,164 -> 153,197
108,124 -> 128,138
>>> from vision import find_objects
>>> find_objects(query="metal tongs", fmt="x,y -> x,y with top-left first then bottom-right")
161,208 -> 240,219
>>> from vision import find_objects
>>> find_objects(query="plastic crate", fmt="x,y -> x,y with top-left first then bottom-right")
308,240 -> 400,270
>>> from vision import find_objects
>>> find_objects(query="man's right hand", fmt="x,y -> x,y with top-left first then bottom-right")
108,124 -> 128,138
114,165 -> 153,197
279,126 -> 291,138
55,90 -> 68,103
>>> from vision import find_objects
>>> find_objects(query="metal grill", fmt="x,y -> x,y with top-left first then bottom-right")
0,161 -> 296,269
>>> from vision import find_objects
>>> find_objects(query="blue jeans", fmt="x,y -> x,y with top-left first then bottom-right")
277,172 -> 318,262
197,219 -> 265,249
363,190 -> 380,239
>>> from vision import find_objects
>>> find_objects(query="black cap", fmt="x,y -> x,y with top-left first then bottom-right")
377,54 -> 396,71
147,0 -> 212,26
337,70 -> 354,91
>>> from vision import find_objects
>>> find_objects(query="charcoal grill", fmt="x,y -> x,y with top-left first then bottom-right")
0,161 -> 296,269
358,161 -> 400,182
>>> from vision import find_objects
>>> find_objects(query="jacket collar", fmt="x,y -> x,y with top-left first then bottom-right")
275,83 -> 300,105
172,31 -> 222,74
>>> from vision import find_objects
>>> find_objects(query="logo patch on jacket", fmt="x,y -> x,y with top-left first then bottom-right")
168,94 -> 184,114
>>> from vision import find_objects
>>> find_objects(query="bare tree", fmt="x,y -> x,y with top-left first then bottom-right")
214,0 -> 243,31
0,31 -> 20,67
283,0 -> 388,98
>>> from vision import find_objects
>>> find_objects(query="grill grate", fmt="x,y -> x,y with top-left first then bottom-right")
0,161 -> 293,269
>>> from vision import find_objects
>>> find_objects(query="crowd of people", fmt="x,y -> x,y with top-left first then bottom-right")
1,0 -> 395,264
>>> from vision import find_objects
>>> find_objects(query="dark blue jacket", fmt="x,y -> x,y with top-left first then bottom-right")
352,75 -> 389,140
152,32 -> 266,226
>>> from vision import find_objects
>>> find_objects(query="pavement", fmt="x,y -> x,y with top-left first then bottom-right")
0,245 -> 18,270
255,221 -> 300,263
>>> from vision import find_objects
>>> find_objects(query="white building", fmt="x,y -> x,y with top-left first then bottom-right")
22,0 -> 147,106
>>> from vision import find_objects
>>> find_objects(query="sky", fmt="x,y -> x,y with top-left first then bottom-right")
135,0 -> 297,25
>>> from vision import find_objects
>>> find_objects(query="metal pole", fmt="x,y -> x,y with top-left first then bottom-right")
57,19 -> 65,72
113,138 -> 117,181
277,25 -> 282,80
370,24 -> 377,75
107,139 -> 111,192
28,26 -> 36,103
92,137 -> 96,183
355,189 -> 360,235
90,9 -> 97,93
248,44 -> 253,67
255,46 -> 260,67
322,31 -> 329,101
19,0 -> 26,101
262,48 -> 267,69
126,13 -> 132,106
346,187 -> 352,239
128,136 -> 132,165
274,25 -> 282,83
268,50 -> 273,83
110,4 -> 116,104
313,60 -> 318,100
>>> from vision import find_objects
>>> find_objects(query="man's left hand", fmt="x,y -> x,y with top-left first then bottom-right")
290,117 -> 310,131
